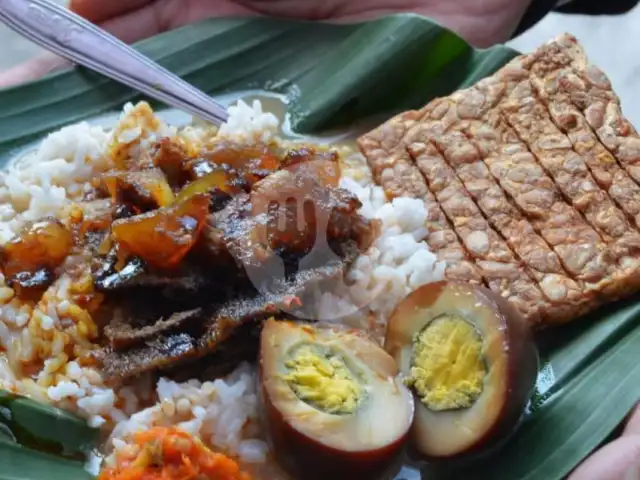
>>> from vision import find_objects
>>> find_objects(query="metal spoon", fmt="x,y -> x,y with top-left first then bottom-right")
0,0 -> 229,125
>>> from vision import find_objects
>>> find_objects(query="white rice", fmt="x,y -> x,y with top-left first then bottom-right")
313,155 -> 445,332
218,99 -> 279,143
0,98 -> 445,469
106,363 -> 268,464
0,122 -> 110,244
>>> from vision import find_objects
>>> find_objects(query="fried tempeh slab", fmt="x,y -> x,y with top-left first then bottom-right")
358,108 -> 430,169
404,121 -> 590,323
462,111 -> 619,294
358,33 -> 640,325
532,82 -> 640,231
519,37 -> 640,231
456,50 -> 640,297
359,62 -> 604,323
499,78 -> 640,270
404,134 -> 546,323
527,34 -> 640,188
365,144 -> 482,285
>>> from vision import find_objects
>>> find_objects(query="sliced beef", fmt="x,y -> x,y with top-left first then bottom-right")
101,168 -> 175,213
93,255 -> 215,297
94,258 -> 349,385
160,321 -> 261,382
104,308 -> 203,349
152,138 -> 191,187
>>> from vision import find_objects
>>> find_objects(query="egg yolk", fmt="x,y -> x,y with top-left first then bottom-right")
283,343 -> 364,415
406,314 -> 486,411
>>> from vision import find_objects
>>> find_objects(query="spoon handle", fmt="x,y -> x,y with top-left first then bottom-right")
0,0 -> 229,125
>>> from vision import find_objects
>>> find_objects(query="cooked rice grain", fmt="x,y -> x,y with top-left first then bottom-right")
0,97 -> 445,468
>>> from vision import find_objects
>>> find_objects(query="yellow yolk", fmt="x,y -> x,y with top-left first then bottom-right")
283,344 -> 364,415
406,314 -> 486,411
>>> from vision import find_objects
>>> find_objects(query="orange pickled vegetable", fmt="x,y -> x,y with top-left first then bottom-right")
111,194 -> 209,269
204,141 -> 280,173
174,168 -> 244,205
103,168 -> 175,211
98,427 -> 251,480
0,218 -> 73,279
281,148 -> 340,187
74,199 -> 115,237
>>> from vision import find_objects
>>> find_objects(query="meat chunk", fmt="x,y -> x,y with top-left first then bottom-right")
201,140 -> 280,176
102,168 -> 175,212
72,199 -> 117,236
104,308 -> 203,349
173,165 -> 247,208
0,218 -> 74,296
94,259 -> 348,384
203,165 -> 377,274
152,137 -> 282,190
111,194 -> 210,269
93,256 -> 212,295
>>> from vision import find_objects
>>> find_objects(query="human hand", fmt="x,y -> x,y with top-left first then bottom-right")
0,0 -> 532,87
568,403 -> 640,480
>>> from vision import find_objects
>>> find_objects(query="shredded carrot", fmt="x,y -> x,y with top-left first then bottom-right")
99,427 -> 252,480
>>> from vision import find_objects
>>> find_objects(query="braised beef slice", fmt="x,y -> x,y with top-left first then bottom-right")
95,259 -> 348,384
160,321 -> 261,382
152,138 -> 191,187
93,255 -> 214,296
280,147 -> 338,170
104,307 -> 203,349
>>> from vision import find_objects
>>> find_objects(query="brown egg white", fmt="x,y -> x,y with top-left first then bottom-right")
385,281 -> 539,460
259,318 -> 414,480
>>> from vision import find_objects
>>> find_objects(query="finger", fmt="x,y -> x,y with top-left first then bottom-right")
623,402 -> 640,436
69,0 -> 154,23
98,2 -> 164,44
0,0 -> 253,88
568,435 -> 640,480
0,54 -> 69,89
0,2 -> 158,89
99,0 -> 254,44
0,2 -> 157,89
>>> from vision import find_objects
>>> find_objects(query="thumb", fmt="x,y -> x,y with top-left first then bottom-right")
568,436 -> 640,480
569,403 -> 640,480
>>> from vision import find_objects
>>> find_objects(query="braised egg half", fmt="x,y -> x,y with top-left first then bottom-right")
259,318 -> 414,480
385,281 -> 539,459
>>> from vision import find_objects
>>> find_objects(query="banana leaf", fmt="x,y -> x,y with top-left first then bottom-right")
0,13 -> 639,480
0,390 -> 98,456
0,14 -> 518,155
0,437 -> 93,480
0,393 -> 97,480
